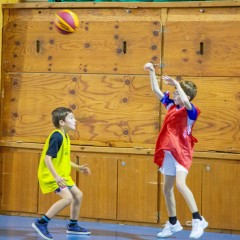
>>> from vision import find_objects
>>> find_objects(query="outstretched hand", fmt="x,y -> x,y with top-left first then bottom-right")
162,75 -> 179,87
143,62 -> 155,72
79,164 -> 91,175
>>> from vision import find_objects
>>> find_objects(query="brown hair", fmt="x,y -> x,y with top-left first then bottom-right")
52,107 -> 73,128
180,81 -> 197,101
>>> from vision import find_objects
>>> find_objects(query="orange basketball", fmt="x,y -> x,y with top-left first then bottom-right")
54,10 -> 79,34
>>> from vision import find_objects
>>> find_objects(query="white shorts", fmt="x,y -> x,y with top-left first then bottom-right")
159,150 -> 188,176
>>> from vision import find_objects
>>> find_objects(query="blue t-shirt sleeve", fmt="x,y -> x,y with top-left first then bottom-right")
161,92 -> 174,109
187,103 -> 198,120
46,132 -> 63,158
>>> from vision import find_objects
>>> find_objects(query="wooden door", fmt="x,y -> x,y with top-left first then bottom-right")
38,153 -> 77,216
159,160 -> 203,225
77,152 -> 117,220
202,160 -> 240,230
2,8 -> 161,74
0,148 -> 39,213
118,154 -> 158,223
163,8 -> 240,76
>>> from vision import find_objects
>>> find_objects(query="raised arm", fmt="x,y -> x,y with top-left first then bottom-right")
144,63 -> 164,100
162,75 -> 192,110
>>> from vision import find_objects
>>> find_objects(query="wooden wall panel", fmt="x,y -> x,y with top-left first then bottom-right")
117,155 -> 158,223
2,73 -> 159,147
202,160 -> 240,230
161,76 -> 240,153
0,0 -> 20,106
2,8 -> 161,74
77,153 -> 117,219
0,148 -> 39,213
163,8 -> 240,76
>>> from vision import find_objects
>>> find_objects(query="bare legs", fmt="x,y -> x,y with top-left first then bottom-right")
45,185 -> 83,219
163,171 -> 198,217
163,175 -> 176,217
175,171 -> 198,213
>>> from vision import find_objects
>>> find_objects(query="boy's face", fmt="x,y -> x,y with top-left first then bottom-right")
62,112 -> 77,131
173,91 -> 183,106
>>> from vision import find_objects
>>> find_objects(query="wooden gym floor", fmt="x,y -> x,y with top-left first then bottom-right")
0,215 -> 239,239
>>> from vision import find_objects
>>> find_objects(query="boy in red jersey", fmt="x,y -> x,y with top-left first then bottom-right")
144,63 -> 208,239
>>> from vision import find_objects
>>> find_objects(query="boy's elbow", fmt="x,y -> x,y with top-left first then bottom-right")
183,101 -> 192,110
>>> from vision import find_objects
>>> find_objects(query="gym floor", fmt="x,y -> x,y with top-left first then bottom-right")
0,215 -> 239,240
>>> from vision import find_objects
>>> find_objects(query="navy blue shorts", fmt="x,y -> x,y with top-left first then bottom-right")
54,185 -> 73,194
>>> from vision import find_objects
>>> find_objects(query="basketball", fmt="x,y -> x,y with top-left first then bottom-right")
54,10 -> 79,34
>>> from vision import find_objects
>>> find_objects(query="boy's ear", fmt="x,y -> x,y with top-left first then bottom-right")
187,95 -> 191,100
59,120 -> 65,126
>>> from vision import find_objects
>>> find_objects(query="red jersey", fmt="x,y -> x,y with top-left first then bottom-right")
154,92 -> 200,170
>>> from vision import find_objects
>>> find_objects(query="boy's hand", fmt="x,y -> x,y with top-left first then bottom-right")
143,62 -> 155,72
79,164 -> 91,175
162,75 -> 179,87
55,176 -> 67,187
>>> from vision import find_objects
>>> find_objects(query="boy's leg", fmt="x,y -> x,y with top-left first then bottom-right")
66,185 -> 91,235
163,175 -> 176,217
175,171 -> 198,213
32,188 -> 73,240
157,175 -> 183,238
45,188 -> 73,218
176,171 -> 208,239
69,185 -> 83,220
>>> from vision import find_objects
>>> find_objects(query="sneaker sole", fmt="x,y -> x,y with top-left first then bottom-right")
32,223 -> 53,240
66,230 -> 91,235
203,221 -> 208,229
157,226 -> 183,238
189,221 -> 209,239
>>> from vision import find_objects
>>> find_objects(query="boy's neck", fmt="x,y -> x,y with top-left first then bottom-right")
58,127 -> 68,135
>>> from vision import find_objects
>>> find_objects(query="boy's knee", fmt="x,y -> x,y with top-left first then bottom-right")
63,196 -> 74,206
77,190 -> 83,201
176,182 -> 186,193
73,190 -> 83,202
163,185 -> 174,196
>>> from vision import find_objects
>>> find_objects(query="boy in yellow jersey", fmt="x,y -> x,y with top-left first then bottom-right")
32,107 -> 91,240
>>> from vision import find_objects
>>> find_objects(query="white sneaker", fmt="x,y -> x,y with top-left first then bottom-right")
189,216 -> 208,239
157,220 -> 183,238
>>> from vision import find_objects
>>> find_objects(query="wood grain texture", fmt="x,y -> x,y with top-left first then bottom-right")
0,147 -> 39,213
117,154 -> 158,223
202,159 -> 240,230
0,0 -> 19,110
77,152 -> 117,219
2,8 -> 161,74
163,8 -> 240,76
2,73 -> 159,147
3,2 -> 240,10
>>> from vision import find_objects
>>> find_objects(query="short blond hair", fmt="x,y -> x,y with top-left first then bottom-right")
180,81 -> 197,101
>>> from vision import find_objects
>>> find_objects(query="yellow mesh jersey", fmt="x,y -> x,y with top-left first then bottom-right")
38,129 -> 75,194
